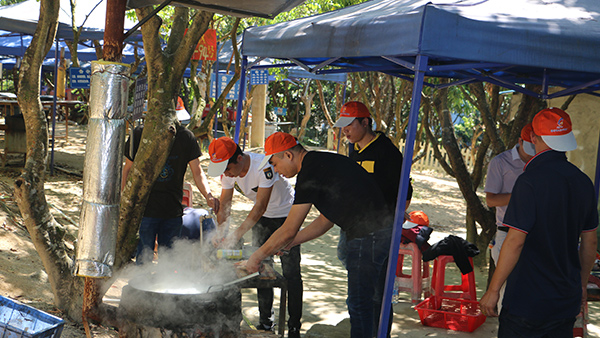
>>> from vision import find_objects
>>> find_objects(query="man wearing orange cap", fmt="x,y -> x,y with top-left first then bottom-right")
334,101 -> 413,336
480,108 -> 598,337
122,96 -> 219,264
483,123 -> 535,312
207,137 -> 302,337
245,132 -> 394,338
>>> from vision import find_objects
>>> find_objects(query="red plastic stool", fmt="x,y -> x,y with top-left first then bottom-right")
431,255 -> 477,305
573,300 -> 588,337
182,182 -> 193,207
395,242 -> 431,303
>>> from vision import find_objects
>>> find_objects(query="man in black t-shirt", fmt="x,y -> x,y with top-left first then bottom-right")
334,101 -> 413,336
244,132 -> 393,338
121,98 -> 219,264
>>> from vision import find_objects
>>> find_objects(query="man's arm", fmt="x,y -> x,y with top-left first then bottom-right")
226,186 -> 273,246
121,158 -> 133,191
244,203 -> 312,273
479,228 -> 526,316
286,213 -> 334,248
485,192 -> 511,208
579,230 -> 598,300
217,188 -> 233,225
189,157 -> 220,213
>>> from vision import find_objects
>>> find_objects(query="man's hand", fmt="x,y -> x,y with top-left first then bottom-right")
479,290 -> 499,317
207,193 -> 220,213
243,254 -> 263,274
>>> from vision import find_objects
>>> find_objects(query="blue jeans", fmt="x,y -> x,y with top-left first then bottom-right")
253,217 -> 303,330
499,310 -> 576,338
136,216 -> 182,265
346,226 -> 392,338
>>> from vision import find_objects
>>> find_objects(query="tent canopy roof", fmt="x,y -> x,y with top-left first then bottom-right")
242,0 -> 600,98
127,0 -> 306,19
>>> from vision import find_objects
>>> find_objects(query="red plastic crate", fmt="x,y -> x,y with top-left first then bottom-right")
415,296 -> 486,332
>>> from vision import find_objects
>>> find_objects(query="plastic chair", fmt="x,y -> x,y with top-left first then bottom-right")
182,182 -> 193,207
431,255 -> 477,307
395,242 -> 431,303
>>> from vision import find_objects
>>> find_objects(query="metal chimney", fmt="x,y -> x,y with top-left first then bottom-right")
75,61 -> 130,278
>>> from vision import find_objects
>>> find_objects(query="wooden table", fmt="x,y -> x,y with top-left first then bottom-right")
0,100 -> 26,165
43,100 -> 85,141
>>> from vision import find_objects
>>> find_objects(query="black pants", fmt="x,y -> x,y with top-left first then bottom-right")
253,216 -> 303,330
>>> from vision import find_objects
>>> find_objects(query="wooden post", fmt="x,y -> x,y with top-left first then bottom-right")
250,84 -> 267,147
103,0 -> 127,62
82,0 -> 128,332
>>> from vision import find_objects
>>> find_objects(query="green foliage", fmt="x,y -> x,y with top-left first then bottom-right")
0,0 -> 24,5
241,0 -> 369,30
448,86 -> 479,147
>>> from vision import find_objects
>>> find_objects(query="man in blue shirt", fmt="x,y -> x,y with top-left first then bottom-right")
480,108 -> 598,337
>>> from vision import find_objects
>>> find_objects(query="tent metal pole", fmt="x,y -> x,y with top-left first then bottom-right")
50,40 -> 59,176
234,56 -> 248,144
336,82 -> 348,153
214,45 -> 220,138
122,0 -> 173,41
594,129 -> 600,201
377,54 -> 429,338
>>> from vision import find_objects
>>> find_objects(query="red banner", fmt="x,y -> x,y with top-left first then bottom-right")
192,29 -> 217,61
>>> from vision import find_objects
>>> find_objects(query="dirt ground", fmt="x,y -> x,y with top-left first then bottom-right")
0,123 -> 599,337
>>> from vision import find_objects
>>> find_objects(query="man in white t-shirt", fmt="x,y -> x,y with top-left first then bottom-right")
208,137 -> 302,338
483,123 -> 535,313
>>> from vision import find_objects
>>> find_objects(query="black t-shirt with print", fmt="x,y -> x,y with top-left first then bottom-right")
125,125 -> 201,218
350,131 -> 412,215
293,151 -> 391,240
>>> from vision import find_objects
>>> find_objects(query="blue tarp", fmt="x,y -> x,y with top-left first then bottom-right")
0,31 -> 144,63
242,0 -> 600,97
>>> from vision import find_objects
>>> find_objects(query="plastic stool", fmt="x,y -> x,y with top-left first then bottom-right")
573,300 -> 588,337
182,182 -> 193,207
395,242 -> 431,303
431,255 -> 477,305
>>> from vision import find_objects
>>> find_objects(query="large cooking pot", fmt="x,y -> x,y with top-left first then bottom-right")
119,270 -> 257,331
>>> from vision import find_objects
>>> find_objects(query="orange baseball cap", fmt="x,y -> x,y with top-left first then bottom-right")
176,97 -> 191,122
207,137 -> 238,176
532,107 -> 577,152
333,101 -> 371,128
520,123 -> 536,156
258,132 -> 299,169
402,210 -> 429,229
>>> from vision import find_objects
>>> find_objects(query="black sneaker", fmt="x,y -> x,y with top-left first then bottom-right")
288,327 -> 301,338
256,323 -> 274,331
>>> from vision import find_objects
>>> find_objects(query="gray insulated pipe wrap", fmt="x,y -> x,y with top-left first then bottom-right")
75,61 -> 130,278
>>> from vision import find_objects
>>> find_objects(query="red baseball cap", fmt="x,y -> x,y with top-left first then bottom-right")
208,137 -> 238,176
402,210 -> 429,229
333,101 -> 371,128
258,132 -> 298,169
520,123 -> 536,156
532,107 -> 577,152
176,97 -> 191,122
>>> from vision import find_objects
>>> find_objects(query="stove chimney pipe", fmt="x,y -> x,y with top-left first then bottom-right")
75,61 -> 130,278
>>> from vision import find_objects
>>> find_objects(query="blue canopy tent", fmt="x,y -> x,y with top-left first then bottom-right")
0,31 -> 145,64
237,0 -> 600,336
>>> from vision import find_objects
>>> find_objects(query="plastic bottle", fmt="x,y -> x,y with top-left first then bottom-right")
216,249 -> 243,260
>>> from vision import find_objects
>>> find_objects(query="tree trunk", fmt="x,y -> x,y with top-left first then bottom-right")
116,7 -> 214,268
298,92 -> 315,141
434,87 -> 496,265
13,0 -> 85,321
